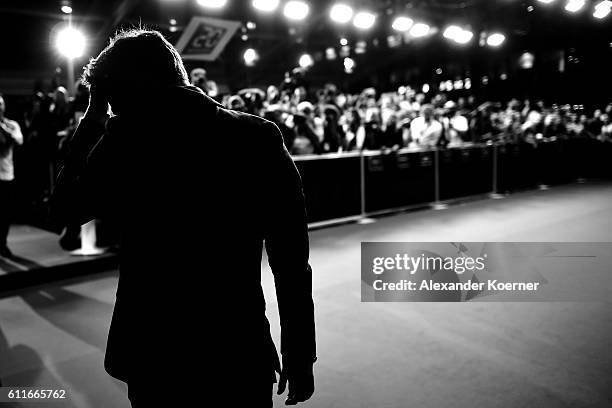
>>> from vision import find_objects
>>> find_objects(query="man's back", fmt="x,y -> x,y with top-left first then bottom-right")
53,85 -> 315,403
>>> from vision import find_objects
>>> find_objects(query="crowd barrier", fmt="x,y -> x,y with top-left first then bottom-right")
293,138 -> 612,225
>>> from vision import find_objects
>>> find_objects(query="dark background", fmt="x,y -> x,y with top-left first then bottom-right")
1,0 -> 611,103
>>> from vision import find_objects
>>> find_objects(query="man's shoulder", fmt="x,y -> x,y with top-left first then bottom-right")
215,107 -> 276,132
213,107 -> 282,152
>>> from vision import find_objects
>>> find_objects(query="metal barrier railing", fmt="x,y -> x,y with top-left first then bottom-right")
295,138 -> 611,227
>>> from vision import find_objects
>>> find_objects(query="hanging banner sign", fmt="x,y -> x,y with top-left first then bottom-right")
175,16 -> 240,61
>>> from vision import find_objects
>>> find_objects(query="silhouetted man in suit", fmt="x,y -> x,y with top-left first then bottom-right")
51,30 -> 316,407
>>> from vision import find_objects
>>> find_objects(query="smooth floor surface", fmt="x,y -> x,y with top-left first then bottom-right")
1,182 -> 612,407
0,225 -> 113,277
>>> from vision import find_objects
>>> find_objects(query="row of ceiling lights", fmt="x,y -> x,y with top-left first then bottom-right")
194,0 -> 612,21
55,0 -> 608,68
193,1 -> 508,47
59,0 -> 612,20
58,0 -> 610,51
538,0 -> 611,18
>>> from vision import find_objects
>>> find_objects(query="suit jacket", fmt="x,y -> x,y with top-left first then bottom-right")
51,85 -> 316,392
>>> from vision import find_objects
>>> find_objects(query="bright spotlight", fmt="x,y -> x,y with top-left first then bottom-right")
252,0 -> 279,12
594,7 -> 611,18
565,0 -> 585,12
330,3 -> 353,23
519,52 -> 535,69
594,0 -> 612,18
443,25 -> 473,44
197,0 -> 227,8
284,1 -> 309,20
409,23 -> 430,38
325,47 -> 337,60
392,16 -> 413,32
56,26 -> 86,59
61,5 -> 73,14
443,25 -> 462,40
353,11 -> 376,29
486,32 -> 506,47
243,48 -> 259,66
299,53 -> 314,68
537,0 -> 556,3
456,30 -> 473,44
343,57 -> 355,74
355,40 -> 366,54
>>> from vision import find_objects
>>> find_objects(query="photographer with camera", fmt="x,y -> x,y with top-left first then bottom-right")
190,67 -> 219,98
0,93 -> 23,258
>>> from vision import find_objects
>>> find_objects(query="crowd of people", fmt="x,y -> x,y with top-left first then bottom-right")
2,67 -> 612,211
1,66 -> 612,254
212,68 -> 612,156
2,84 -> 89,205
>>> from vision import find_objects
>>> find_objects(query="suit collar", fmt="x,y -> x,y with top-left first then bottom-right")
173,84 -> 224,110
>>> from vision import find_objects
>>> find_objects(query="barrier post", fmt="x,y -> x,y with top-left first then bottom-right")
575,139 -> 587,183
358,150 -> 376,224
431,148 -> 448,210
537,140 -> 550,190
489,142 -> 504,199
70,220 -> 106,256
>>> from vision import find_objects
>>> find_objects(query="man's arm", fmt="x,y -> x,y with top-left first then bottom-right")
50,117 -> 108,231
262,121 -> 316,405
49,89 -> 110,232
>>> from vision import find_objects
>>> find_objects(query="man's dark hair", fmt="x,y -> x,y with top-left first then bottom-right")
82,29 -> 189,92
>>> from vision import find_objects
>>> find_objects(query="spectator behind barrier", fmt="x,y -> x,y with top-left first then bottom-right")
409,104 -> 443,148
